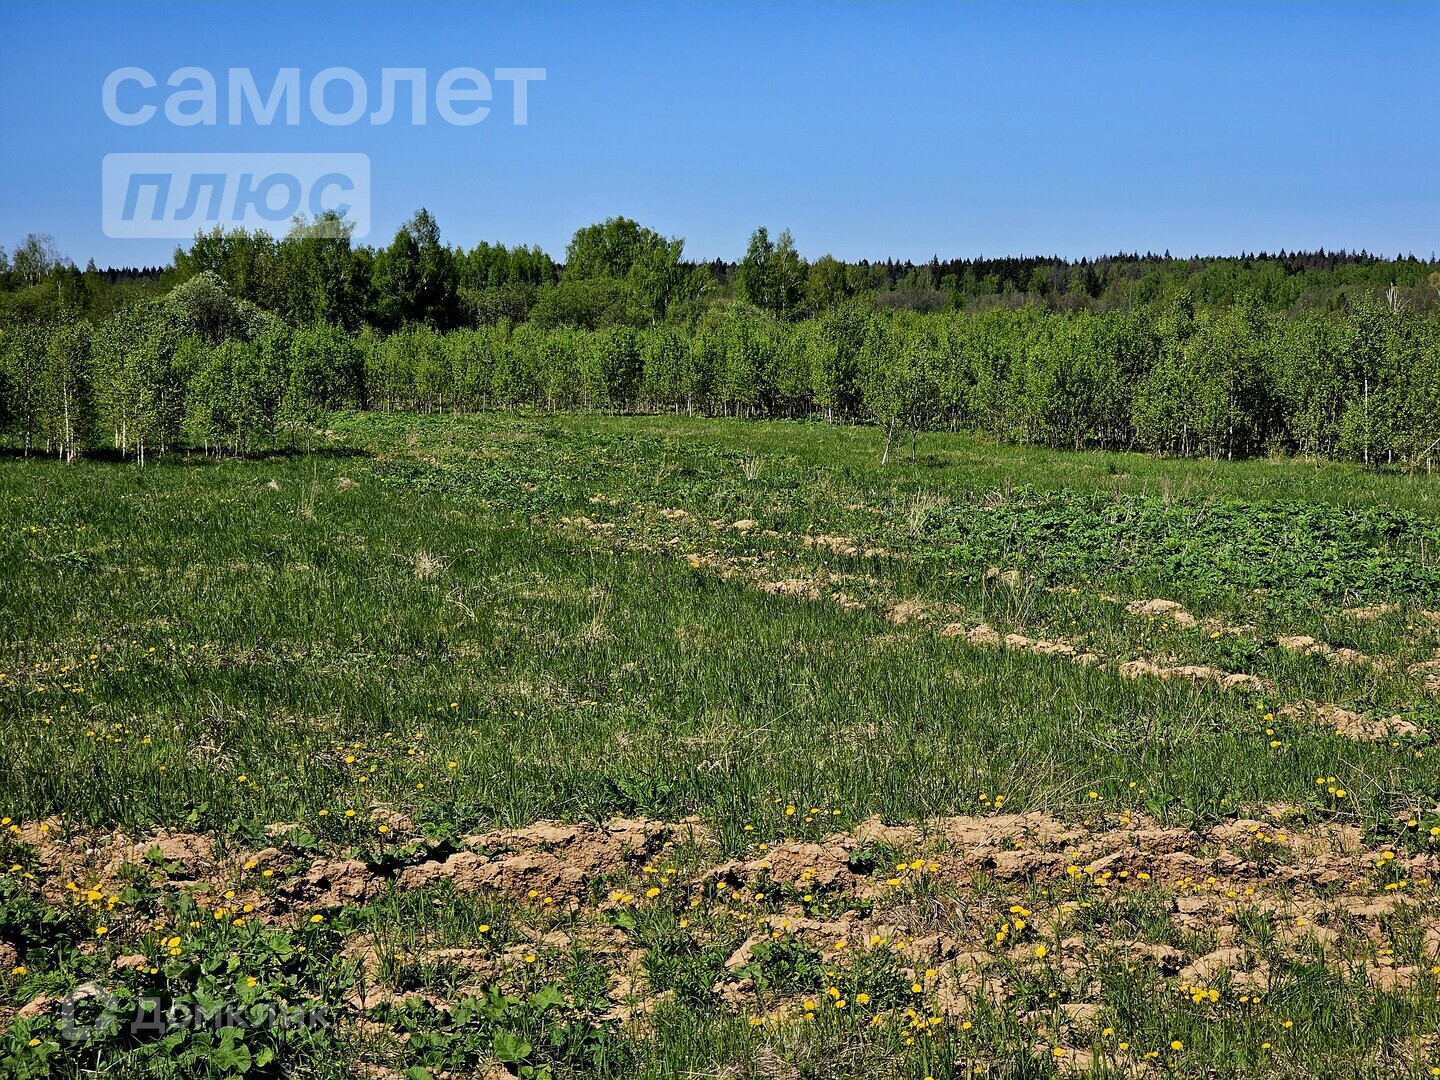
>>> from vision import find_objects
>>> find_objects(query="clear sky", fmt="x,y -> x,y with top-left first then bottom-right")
0,0 -> 1435,268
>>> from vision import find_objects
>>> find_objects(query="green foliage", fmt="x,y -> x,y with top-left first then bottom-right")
40,319 -> 94,463
0,872 -> 89,957
6,217 -> 1440,468
376,981 -> 620,1078
562,216 -> 695,325
738,227 -> 807,319
370,209 -> 460,333
733,938 -> 827,994
3,906 -> 353,1079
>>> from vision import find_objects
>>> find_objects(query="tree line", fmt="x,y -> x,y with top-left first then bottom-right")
3,268 -> 1439,469
4,210 -> 1439,333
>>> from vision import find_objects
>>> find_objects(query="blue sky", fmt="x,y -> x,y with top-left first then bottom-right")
0,0 -> 1435,267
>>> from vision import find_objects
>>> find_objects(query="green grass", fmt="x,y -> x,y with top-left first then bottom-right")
2,412 -> 1440,1078
553,411 -> 1440,515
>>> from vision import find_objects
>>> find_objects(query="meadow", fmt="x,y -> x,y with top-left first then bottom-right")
2,412 -> 1440,1078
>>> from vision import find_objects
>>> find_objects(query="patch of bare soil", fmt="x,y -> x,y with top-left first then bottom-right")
1277,635 -> 1387,671
884,599 -> 929,625
1278,702 -> 1422,741
397,818 -> 679,905
938,622 -> 1099,666
941,621 -> 999,646
1124,598 -> 1198,628
758,578 -> 822,601
1409,655 -> 1440,696
10,806 -> 1440,1058
803,535 -> 890,559
670,811 -> 1440,1023
1117,659 -> 1264,692
278,859 -> 384,908
1342,604 -> 1398,622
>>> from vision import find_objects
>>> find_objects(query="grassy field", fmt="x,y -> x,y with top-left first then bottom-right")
3,413 -> 1440,1078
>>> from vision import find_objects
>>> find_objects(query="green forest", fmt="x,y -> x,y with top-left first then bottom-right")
3,211 -> 1439,467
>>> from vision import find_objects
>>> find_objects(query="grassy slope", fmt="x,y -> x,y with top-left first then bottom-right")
1,413 -> 1439,1078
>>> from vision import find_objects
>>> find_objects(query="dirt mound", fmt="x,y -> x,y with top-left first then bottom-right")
1409,657 -> 1440,695
758,578 -> 821,600
278,858 -> 383,908
939,622 -> 1096,665
24,826 -> 218,901
885,599 -> 930,625
940,622 -> 1001,646
1117,659 -> 1263,691
1125,598 -> 1198,628
1277,636 -> 1385,670
397,819 -> 670,904
803,535 -> 889,558
937,812 -> 1088,851
1279,702 -> 1422,741
710,841 -> 855,890
124,832 -> 216,877
1003,632 -> 1077,658
398,850 -> 581,900
852,815 -> 921,847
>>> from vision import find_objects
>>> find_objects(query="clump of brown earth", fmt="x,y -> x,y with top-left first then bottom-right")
1278,702 -> 1421,741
